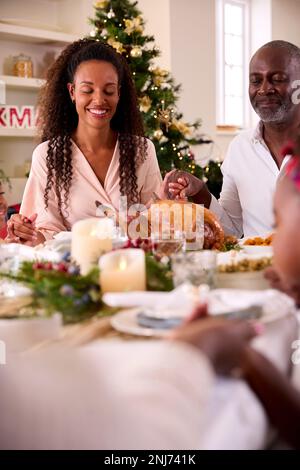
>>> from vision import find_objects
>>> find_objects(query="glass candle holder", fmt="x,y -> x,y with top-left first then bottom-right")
71,217 -> 114,275
171,250 -> 217,288
99,248 -> 146,293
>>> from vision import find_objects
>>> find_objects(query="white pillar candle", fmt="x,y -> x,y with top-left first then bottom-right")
71,218 -> 114,275
99,248 -> 146,293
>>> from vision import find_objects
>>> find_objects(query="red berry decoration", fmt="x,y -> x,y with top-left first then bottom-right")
57,262 -> 68,272
44,262 -> 53,270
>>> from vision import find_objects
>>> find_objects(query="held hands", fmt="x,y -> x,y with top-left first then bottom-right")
168,304 -> 261,375
160,169 -> 205,200
6,213 -> 45,246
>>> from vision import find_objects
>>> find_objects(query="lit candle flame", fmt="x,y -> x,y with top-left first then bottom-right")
118,256 -> 127,271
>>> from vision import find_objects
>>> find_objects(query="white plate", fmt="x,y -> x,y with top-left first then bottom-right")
111,308 -> 170,338
0,18 -> 62,32
110,289 -> 295,337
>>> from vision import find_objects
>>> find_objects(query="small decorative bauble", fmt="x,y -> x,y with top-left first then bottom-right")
89,29 -> 97,38
107,8 -> 115,19
153,129 -> 163,140
130,46 -> 142,58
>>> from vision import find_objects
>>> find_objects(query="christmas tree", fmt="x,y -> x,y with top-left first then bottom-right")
90,0 -> 222,197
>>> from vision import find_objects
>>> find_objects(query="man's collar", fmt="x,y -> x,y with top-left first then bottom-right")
252,121 -> 264,144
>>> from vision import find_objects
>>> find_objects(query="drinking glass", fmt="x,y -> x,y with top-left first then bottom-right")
171,250 -> 217,288
151,230 -> 186,260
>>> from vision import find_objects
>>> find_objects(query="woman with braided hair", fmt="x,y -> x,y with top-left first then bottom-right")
7,38 -> 161,245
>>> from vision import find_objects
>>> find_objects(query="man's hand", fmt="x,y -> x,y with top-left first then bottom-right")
264,267 -> 300,307
161,170 -> 204,199
168,304 -> 259,375
159,170 -> 212,207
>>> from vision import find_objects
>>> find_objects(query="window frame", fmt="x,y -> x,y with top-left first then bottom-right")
216,0 -> 251,129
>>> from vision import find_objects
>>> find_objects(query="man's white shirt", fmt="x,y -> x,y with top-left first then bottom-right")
210,122 -> 290,238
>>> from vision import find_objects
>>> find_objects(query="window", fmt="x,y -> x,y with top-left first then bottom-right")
216,0 -> 250,128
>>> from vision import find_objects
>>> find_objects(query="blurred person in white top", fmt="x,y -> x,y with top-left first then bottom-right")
0,312 -> 258,450
163,40 -> 300,238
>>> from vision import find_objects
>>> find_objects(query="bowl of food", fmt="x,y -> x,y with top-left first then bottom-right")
241,245 -> 273,255
216,270 -> 270,290
240,234 -> 274,256
216,254 -> 273,290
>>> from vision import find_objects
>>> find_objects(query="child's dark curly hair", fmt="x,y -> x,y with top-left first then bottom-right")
37,38 -> 147,226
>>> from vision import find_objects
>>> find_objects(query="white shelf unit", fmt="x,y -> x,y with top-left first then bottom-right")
0,22 -> 78,46
0,75 -> 46,90
0,0 -> 82,204
0,128 -> 37,138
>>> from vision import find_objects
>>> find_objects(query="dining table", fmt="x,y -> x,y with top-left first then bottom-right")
0,241 -> 299,450
39,297 -> 299,450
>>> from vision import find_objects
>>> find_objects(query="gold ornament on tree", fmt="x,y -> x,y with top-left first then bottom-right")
130,46 -> 142,58
139,95 -> 152,113
153,129 -> 164,140
94,0 -> 109,8
107,38 -> 125,54
157,100 -> 174,131
152,67 -> 169,88
170,119 -> 193,137
124,16 -> 144,35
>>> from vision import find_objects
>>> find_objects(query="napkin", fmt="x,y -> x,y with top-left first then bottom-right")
53,231 -> 72,241
103,283 -> 200,318
104,285 -> 295,323
207,288 -> 295,319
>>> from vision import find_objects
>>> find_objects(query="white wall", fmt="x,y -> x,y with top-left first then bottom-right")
272,0 -> 300,46
137,0 -> 171,69
251,0 -> 272,54
169,0 -> 218,162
